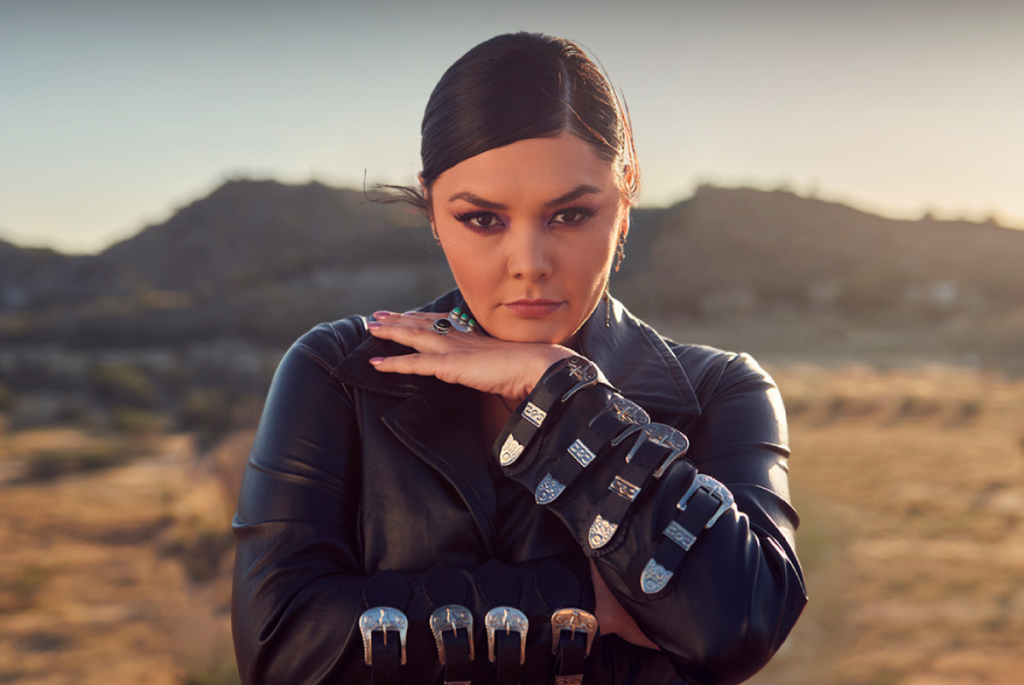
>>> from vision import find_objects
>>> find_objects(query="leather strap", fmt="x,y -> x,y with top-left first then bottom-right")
495,356 -> 603,470
361,572 -> 411,684
553,630 -> 588,685
535,396 -> 649,505
370,630 -> 402,685
640,473 -> 736,594
586,424 -> 689,550
423,564 -> 474,684
440,629 -> 473,685
492,629 -> 523,685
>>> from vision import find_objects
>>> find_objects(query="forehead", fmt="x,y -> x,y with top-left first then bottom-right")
433,134 -> 617,203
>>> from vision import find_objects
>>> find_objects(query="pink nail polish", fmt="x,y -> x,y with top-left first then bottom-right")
373,310 -> 392,319
369,357 -> 384,365
367,321 -> 382,330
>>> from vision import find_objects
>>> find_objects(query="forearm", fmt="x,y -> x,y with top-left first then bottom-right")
494,356 -> 807,684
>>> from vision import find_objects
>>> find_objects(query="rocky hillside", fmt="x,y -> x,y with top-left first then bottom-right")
2,180 -> 1023,348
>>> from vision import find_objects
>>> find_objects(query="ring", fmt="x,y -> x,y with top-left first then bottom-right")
448,307 -> 478,333
433,319 -> 455,335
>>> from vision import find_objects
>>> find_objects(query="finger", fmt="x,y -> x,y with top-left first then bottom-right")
368,318 -> 460,352
368,352 -> 442,377
397,310 -> 444,321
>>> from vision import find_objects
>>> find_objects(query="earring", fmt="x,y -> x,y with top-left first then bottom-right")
614,232 -> 626,272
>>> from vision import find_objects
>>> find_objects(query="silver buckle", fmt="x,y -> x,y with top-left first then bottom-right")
484,607 -> 528,664
550,608 -> 598,657
592,396 -> 650,447
561,358 -> 600,401
359,606 -> 409,666
677,474 -> 735,528
622,424 -> 689,479
429,604 -> 475,664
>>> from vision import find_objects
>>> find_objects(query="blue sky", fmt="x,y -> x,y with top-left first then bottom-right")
2,0 -> 1022,252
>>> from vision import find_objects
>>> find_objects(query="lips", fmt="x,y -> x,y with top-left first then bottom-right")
504,299 -> 564,318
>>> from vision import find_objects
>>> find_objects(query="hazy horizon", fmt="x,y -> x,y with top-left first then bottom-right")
3,0 -> 1023,253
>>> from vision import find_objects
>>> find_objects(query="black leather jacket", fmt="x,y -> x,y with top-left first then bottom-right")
231,289 -> 806,684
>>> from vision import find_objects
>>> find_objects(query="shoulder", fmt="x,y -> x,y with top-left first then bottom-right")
281,315 -> 372,373
665,338 -> 778,400
659,335 -> 788,449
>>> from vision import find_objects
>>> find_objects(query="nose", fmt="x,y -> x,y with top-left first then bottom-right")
504,223 -> 553,282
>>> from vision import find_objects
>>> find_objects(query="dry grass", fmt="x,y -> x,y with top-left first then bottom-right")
1,366 -> 1022,683
750,365 -> 1024,685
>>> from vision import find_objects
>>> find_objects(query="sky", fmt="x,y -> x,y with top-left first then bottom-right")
2,0 -> 1022,253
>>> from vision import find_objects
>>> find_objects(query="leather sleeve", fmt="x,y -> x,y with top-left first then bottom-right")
230,324 -> 596,685
498,351 -> 807,685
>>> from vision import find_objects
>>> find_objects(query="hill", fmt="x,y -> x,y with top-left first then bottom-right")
1,179 -> 1023,348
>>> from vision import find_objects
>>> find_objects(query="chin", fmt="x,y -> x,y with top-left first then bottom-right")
492,322 -> 574,346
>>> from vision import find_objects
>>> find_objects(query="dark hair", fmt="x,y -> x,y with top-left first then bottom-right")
379,32 -> 640,215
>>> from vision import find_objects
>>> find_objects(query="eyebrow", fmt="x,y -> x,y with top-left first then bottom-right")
447,184 -> 602,210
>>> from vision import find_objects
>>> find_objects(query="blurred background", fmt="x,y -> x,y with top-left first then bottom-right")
1,1 -> 1022,683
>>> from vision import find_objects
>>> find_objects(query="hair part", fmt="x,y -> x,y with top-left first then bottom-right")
371,32 -> 640,219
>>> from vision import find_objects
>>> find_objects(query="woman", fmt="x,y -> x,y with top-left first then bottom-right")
231,33 -> 806,685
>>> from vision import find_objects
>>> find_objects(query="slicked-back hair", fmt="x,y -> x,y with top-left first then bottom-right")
379,32 -> 639,215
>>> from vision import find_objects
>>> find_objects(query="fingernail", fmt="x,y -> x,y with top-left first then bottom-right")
402,310 -> 417,316
367,321 -> 382,330
369,357 -> 384,365
373,310 -> 392,319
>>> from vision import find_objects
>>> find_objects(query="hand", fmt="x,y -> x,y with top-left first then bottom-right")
590,559 -> 660,650
366,311 -> 574,400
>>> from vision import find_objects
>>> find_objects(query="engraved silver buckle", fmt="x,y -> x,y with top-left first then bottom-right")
622,424 -> 690,478
592,396 -> 650,447
550,608 -> 598,657
484,607 -> 529,664
561,358 -> 600,401
359,606 -> 409,666
429,604 -> 475,664
677,474 -> 735,528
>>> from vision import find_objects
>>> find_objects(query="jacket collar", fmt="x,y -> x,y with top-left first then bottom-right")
334,288 -> 701,418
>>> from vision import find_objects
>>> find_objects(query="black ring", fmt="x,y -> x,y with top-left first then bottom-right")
433,319 -> 455,335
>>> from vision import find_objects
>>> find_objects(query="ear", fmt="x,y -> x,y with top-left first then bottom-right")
617,202 -> 631,242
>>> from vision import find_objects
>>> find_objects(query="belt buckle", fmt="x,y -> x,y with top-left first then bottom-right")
484,606 -> 529,664
359,606 -> 409,666
562,358 -> 600,401
550,607 -> 598,657
429,604 -> 475,664
677,474 -> 735,527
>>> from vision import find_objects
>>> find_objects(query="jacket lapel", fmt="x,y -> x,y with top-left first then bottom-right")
334,292 -> 499,554
577,295 -> 702,423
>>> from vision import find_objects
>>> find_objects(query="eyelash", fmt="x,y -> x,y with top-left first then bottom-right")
453,206 -> 596,231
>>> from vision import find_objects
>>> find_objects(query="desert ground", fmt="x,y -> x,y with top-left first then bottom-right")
2,346 -> 1022,684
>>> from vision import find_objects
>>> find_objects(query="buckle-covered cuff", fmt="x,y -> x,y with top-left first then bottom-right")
359,606 -> 409,666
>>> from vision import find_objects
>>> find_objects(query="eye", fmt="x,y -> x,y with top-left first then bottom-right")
550,207 -> 595,225
454,211 -> 505,231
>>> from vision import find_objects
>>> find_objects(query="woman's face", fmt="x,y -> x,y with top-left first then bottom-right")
428,134 -> 628,345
